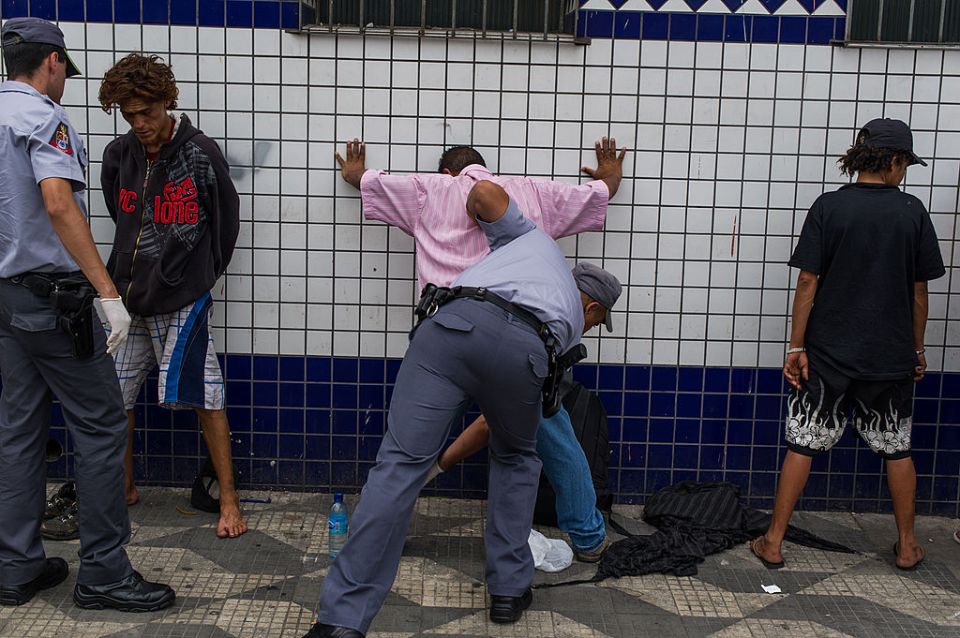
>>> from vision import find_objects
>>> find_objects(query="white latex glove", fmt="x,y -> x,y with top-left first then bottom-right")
97,297 -> 131,356
423,461 -> 444,487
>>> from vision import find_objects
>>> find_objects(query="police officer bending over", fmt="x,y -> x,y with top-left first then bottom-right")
307,180 -> 586,638
0,18 -> 174,611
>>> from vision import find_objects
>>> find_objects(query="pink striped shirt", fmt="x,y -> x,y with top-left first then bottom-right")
359,164 -> 609,291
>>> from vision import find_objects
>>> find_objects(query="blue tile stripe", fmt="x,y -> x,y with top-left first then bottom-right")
0,0 -> 301,29
26,355 -> 960,517
578,9 -> 845,44
0,2 -> 848,44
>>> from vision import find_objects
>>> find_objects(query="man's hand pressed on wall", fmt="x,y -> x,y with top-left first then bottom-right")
581,136 -> 627,198
335,138 -> 366,189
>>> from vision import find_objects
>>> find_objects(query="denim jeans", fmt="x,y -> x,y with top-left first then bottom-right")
536,405 -> 606,551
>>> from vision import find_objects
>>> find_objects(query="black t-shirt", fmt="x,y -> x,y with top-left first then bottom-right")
789,183 -> 945,380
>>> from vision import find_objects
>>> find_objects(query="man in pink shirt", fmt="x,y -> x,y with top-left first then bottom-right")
336,138 -> 626,291
333,139 -> 626,573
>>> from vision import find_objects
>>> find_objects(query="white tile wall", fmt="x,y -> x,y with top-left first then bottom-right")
13,22 -> 960,368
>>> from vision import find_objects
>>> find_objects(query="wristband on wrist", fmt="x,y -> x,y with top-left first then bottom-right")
786,347 -> 805,355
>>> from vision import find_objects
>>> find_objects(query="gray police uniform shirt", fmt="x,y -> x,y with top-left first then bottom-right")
0,80 -> 87,278
453,199 -> 584,353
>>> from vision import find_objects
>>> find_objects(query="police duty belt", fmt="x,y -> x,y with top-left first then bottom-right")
415,284 -> 586,417
9,272 -> 97,359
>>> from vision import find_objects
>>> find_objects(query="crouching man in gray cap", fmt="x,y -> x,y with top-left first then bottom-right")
307,181 -> 590,637
431,262 -> 622,562
0,17 -> 174,611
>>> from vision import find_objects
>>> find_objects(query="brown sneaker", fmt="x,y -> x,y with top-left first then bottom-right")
41,502 -> 79,541
574,536 -> 610,563
43,482 -> 76,520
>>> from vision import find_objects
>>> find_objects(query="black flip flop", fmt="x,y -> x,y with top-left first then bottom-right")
893,542 -> 925,571
750,537 -> 785,570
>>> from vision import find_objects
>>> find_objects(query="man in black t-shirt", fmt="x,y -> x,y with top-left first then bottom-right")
751,119 -> 945,572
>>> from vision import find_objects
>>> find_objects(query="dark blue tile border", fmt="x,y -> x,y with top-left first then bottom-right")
114,0 -> 140,24
143,0 -> 168,24
0,0 -> 299,29
18,355 -> 958,517
576,10 -> 844,44
0,3 -> 847,44
168,0 -> 195,26
31,0 -> 56,20
84,0 -> 111,22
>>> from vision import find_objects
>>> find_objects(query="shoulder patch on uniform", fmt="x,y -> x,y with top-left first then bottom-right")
48,122 -> 74,156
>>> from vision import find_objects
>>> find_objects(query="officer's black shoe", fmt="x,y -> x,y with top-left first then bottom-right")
302,623 -> 365,638
489,588 -> 533,624
40,501 -> 79,541
0,557 -> 69,606
73,571 -> 175,612
43,481 -> 77,520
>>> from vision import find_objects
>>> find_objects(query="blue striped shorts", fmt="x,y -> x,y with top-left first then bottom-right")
112,292 -> 224,410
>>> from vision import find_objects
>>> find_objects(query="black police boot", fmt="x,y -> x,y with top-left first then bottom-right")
489,588 -> 533,624
73,571 -> 175,612
302,623 -> 365,637
0,558 -> 69,606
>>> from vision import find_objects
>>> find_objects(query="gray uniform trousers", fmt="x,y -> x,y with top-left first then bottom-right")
0,279 -> 133,586
318,298 -> 548,634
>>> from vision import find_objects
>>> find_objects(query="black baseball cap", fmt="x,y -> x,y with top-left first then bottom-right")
2,17 -> 81,77
572,263 -> 622,333
856,118 -> 926,167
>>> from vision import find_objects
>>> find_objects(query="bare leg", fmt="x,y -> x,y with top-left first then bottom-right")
438,416 -> 491,471
754,450 -> 813,564
124,410 -> 140,506
194,408 -> 247,538
886,456 -> 924,568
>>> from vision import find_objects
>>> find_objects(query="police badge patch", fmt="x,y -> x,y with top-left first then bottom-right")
49,122 -> 74,155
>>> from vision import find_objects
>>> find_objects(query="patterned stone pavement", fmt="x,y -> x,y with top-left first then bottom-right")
3,487 -> 960,637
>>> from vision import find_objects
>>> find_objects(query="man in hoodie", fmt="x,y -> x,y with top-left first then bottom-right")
98,54 -> 245,538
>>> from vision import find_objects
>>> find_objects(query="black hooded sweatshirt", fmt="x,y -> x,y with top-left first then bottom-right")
101,114 -> 239,315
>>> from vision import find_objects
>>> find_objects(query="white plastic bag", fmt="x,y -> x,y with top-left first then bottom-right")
528,529 -> 573,573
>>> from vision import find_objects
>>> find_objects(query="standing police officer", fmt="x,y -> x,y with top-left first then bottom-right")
0,18 -> 174,611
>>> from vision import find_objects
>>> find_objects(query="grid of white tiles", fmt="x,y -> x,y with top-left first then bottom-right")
15,20 -> 960,369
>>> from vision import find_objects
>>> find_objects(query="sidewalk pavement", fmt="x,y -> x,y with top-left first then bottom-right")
2,487 -> 959,637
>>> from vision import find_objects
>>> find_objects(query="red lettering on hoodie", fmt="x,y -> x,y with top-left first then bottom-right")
152,177 -> 199,225
119,188 -> 137,213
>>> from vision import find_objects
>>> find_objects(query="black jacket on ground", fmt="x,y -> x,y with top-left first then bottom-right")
101,114 -> 239,315
541,481 -> 855,587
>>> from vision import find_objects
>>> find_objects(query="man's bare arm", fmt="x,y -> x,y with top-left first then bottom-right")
466,180 -> 510,223
40,177 -> 119,299
438,416 -> 491,471
913,281 -> 929,381
783,270 -> 818,390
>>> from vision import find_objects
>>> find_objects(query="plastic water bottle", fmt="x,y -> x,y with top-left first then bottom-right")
328,493 -> 348,557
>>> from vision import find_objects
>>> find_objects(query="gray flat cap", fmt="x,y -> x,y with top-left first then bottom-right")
572,262 -> 622,332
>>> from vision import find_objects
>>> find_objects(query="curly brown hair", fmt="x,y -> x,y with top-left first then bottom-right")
98,53 -> 178,113
837,128 -> 913,177
837,144 -> 912,177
